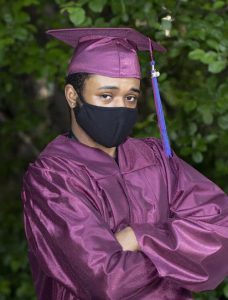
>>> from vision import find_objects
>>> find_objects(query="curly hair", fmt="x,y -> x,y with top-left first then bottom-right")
65,72 -> 91,102
65,72 -> 91,122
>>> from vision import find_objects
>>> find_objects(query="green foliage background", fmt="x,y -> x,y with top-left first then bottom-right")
0,0 -> 228,299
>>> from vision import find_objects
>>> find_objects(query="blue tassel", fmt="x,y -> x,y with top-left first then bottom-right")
150,60 -> 172,158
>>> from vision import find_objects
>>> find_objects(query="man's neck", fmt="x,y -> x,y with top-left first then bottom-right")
70,125 -> 117,159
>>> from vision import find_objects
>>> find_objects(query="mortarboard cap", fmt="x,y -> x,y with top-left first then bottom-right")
46,27 -> 166,78
45,27 -> 172,158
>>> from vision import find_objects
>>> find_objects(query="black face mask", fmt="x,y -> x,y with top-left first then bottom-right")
73,97 -> 138,148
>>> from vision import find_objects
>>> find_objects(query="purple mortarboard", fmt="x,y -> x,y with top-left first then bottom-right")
45,27 -> 172,158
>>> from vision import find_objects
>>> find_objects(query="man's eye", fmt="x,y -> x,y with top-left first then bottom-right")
100,94 -> 112,100
126,96 -> 137,102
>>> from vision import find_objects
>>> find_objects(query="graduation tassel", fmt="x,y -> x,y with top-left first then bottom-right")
148,38 -> 172,158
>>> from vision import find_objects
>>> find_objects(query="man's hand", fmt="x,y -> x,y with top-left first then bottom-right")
114,226 -> 140,251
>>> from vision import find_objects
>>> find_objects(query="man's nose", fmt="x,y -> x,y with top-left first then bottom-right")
114,97 -> 127,107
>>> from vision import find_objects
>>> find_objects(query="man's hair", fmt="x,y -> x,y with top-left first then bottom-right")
65,72 -> 91,122
65,72 -> 91,102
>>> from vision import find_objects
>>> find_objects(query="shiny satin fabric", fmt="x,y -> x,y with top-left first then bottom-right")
67,36 -> 141,78
21,132 -> 228,299
45,27 -> 166,78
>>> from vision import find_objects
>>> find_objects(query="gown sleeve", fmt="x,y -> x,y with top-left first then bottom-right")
131,137 -> 228,293
21,158 -> 161,300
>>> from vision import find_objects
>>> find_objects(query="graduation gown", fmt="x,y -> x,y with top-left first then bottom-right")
21,131 -> 228,300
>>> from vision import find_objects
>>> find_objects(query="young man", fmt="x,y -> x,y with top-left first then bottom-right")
21,28 -> 228,300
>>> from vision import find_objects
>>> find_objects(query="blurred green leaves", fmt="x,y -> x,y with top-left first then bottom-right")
189,49 -> 227,73
209,60 -> 227,73
67,7 -> 86,25
61,4 -> 86,25
88,0 -> 107,13
218,114 -> 228,130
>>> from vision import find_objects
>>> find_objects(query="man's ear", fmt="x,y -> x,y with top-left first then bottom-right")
65,84 -> 78,109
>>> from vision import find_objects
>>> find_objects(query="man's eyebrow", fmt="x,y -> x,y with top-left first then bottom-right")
98,86 -> 119,90
98,86 -> 140,94
130,87 -> 140,94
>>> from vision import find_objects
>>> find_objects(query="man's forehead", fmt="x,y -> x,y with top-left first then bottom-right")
84,75 -> 140,90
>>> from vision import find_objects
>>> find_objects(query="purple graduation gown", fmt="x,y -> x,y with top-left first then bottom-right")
21,132 -> 228,300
